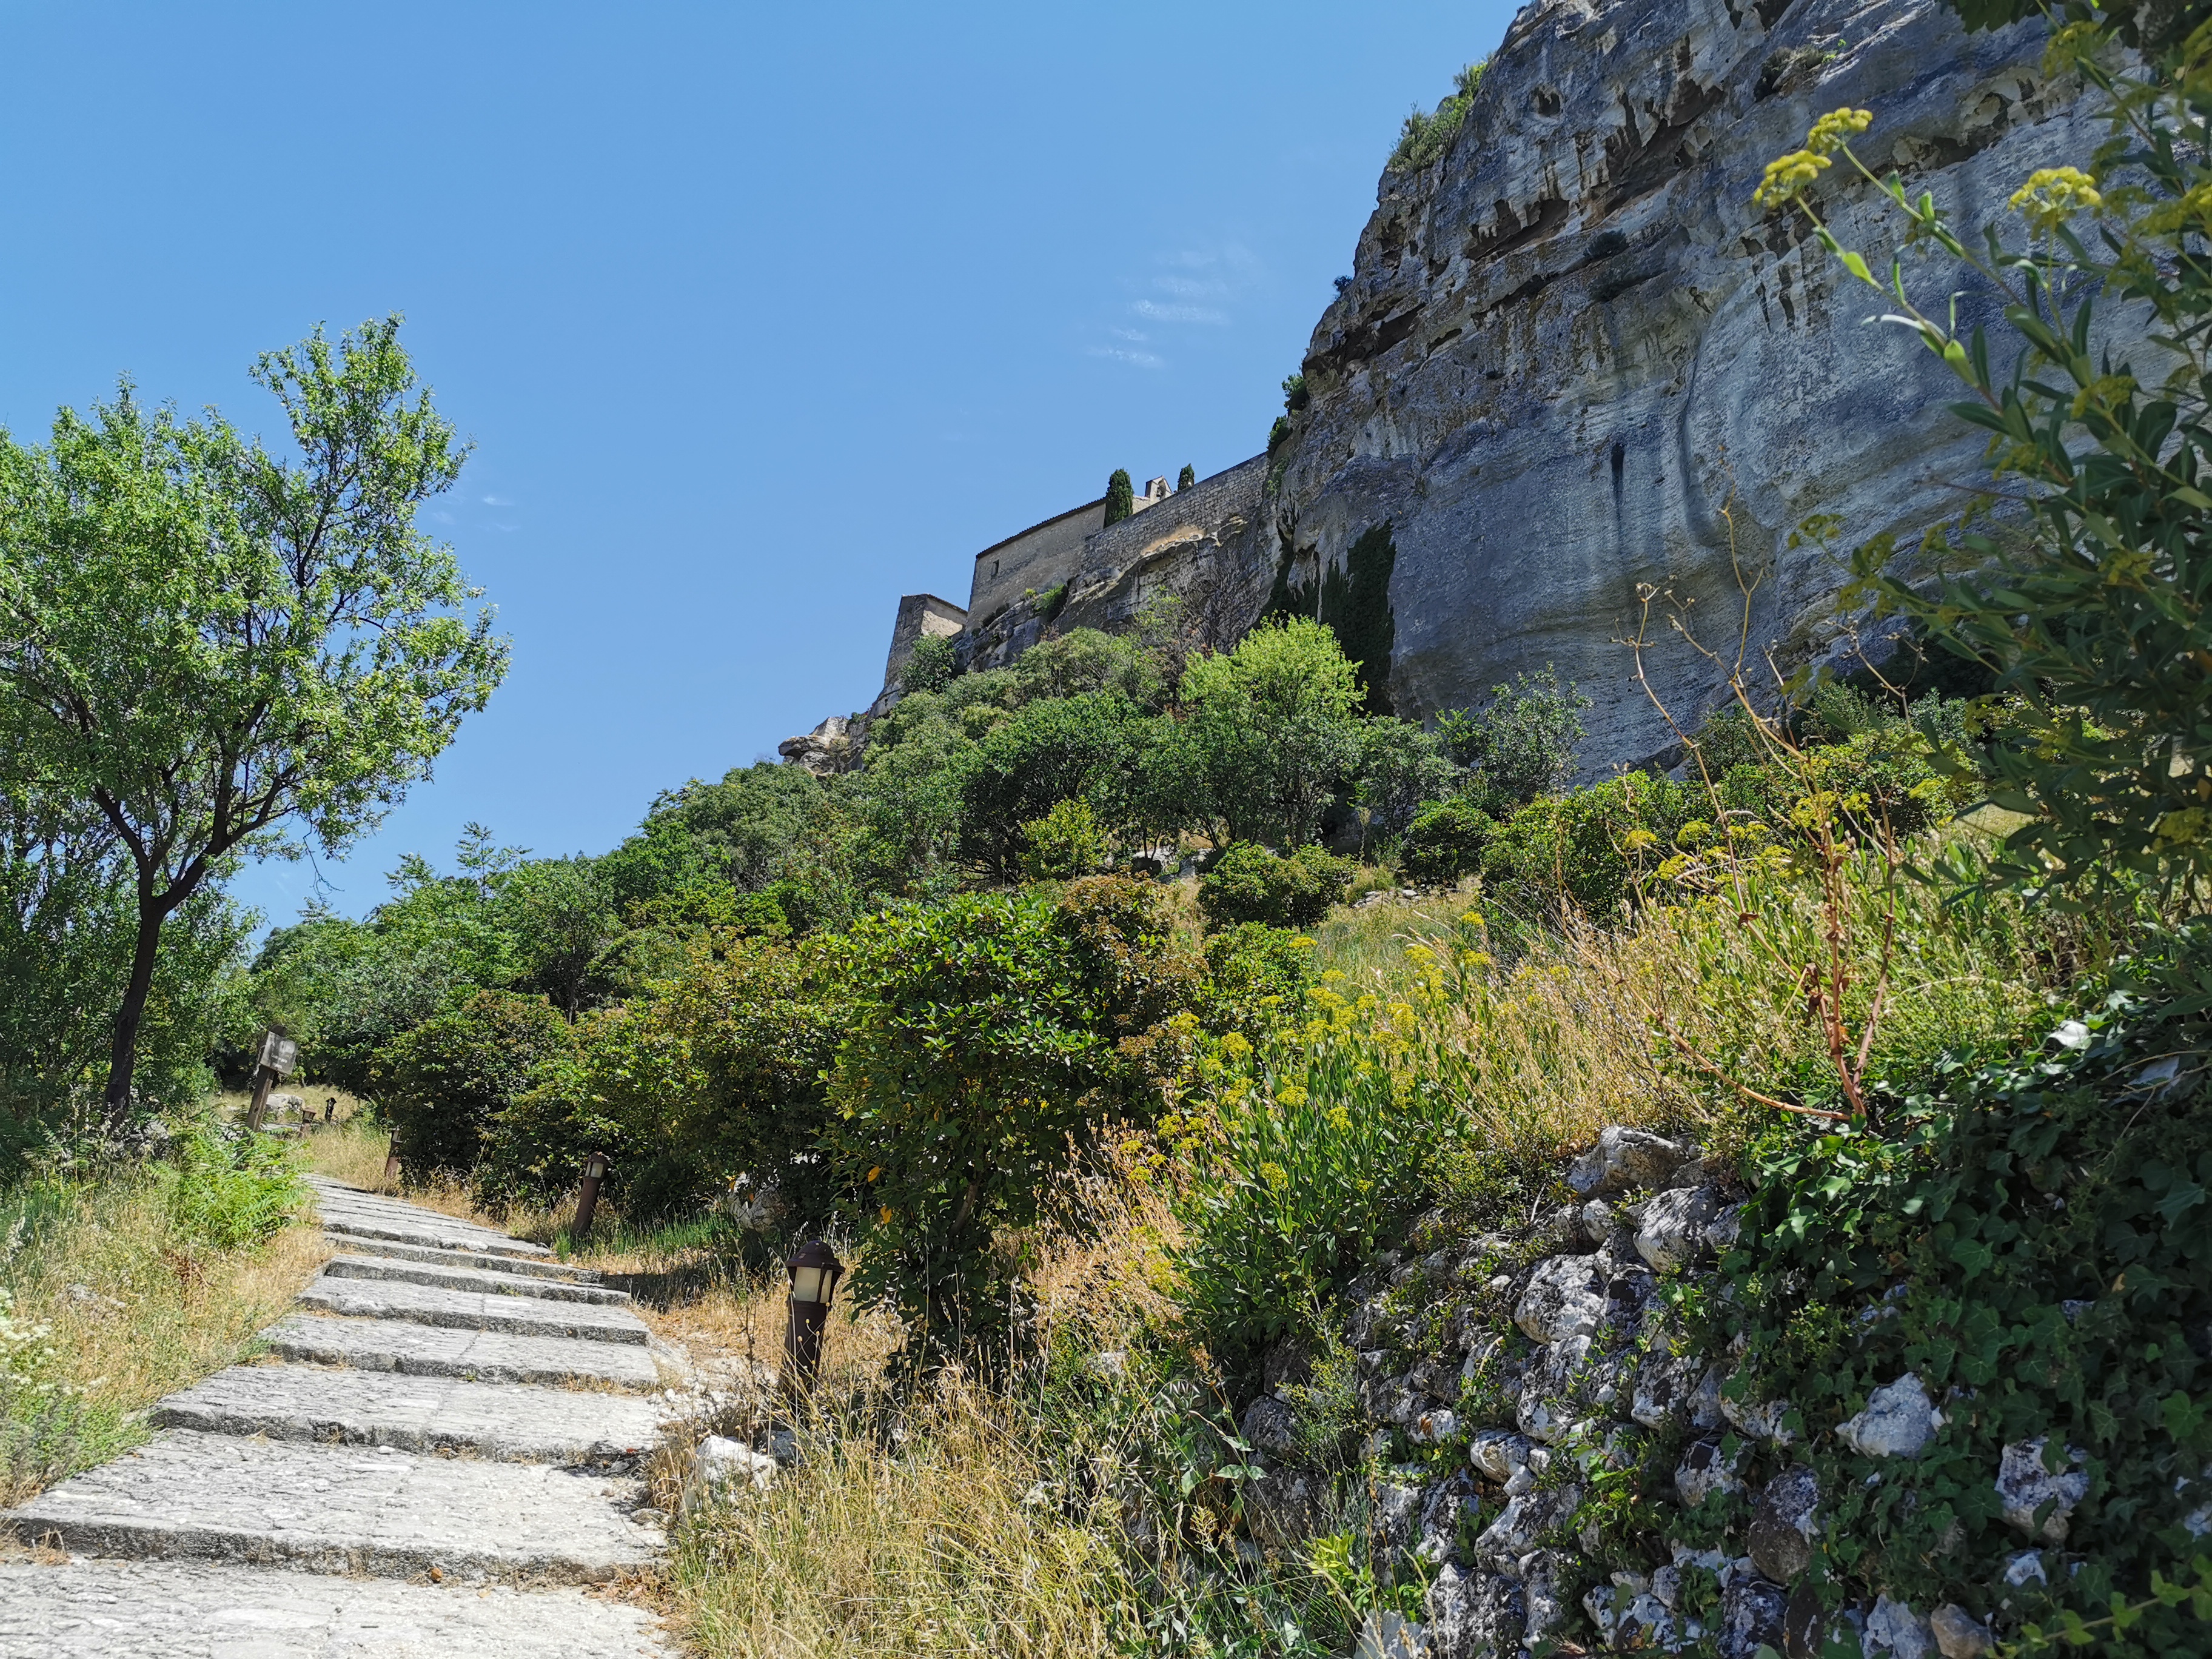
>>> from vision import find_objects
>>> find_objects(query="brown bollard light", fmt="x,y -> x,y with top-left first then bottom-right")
573,1150 -> 610,1241
783,1239 -> 844,1395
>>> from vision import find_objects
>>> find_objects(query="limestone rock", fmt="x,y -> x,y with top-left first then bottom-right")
1839,1372 -> 1945,1459
1241,1395 -> 1297,1458
1635,1184 -> 1738,1273
1468,1427 -> 1533,1483
1930,1603 -> 1994,1658
1276,0 -> 2098,769
1515,1254 -> 1610,1344
1586,1571 -> 1678,1651
692,1434 -> 776,1496
1997,1437 -> 2090,1541
1720,1575 -> 1789,1659
1519,1549 -> 1574,1648
1245,1466 -> 1324,1551
1473,1485 -> 1579,1569
1676,1437 -> 1744,1507
776,715 -> 857,776
1866,1593 -> 1936,1658
1567,1127 -> 1695,1196
1427,1561 -> 1525,1659
1748,1464 -> 1821,1584
1353,1610 -> 1429,1659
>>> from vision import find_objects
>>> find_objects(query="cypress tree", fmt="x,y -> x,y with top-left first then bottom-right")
1104,469 -> 1134,527
1178,463 -> 1196,490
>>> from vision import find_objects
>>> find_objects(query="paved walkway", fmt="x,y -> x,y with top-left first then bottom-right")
1,1175 -> 680,1656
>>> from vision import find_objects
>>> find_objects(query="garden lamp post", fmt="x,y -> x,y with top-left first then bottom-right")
573,1150 -> 610,1241
783,1239 -> 844,1395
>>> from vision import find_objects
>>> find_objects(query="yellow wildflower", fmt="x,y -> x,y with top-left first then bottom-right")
1805,107 -> 1873,155
2009,166 -> 2102,232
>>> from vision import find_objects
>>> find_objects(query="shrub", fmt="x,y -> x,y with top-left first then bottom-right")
1171,988 -> 1461,1378
900,633 -> 957,695
1435,666 -> 1588,811
1199,923 -> 1317,1043
1479,771 -> 1688,922
1399,795 -> 1500,885
825,879 -> 1201,1360
1198,843 -> 1352,930
374,990 -> 578,1180
958,692 -> 1146,877
1017,799 -> 1104,882
1177,463 -> 1196,490
1387,60 -> 1487,172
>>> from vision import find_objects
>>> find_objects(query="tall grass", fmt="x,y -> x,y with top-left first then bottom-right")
1,1131 -> 323,1503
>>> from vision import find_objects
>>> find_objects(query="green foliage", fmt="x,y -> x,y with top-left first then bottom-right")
1481,771 -> 1689,922
959,692 -> 1147,877
1435,667 -> 1588,812
1281,373 -> 1309,414
1177,463 -> 1196,490
825,879 -> 1201,1359
374,989 -> 577,1180
900,632 -> 958,696
0,316 -> 507,1120
1387,60 -> 1487,172
1267,415 -> 1295,456
1704,929 -> 2212,1653
1267,525 -> 1399,716
162,1124 -> 303,1250
1159,617 -> 1365,850
1352,717 -> 1459,854
1399,794 -> 1500,885
480,932 -> 846,1224
1017,799 -> 1105,882
1768,18 -> 2212,901
1198,923 -> 1318,1043
1198,843 -> 1353,931
1103,469 -> 1134,528
1172,992 -> 1461,1376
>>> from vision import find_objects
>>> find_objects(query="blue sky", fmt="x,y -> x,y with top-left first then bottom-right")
0,0 -> 1515,928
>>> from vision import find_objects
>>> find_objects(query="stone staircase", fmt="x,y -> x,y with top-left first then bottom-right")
1,1174 -> 680,1656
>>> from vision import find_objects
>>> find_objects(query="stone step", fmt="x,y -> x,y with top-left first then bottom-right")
322,1253 -> 633,1307
150,1364 -> 668,1463
317,1211 -> 554,1261
260,1313 -> 662,1390
295,1276 -> 649,1346
322,1234 -> 603,1284
4,1430 -> 663,1583
0,1559 -> 675,1658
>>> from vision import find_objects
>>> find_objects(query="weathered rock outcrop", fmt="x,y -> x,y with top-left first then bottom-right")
1272,0 -> 2091,769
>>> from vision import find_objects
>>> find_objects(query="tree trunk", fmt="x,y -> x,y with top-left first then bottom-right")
101,898 -> 167,1129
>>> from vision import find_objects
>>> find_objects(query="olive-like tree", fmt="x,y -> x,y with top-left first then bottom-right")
1177,463 -> 1196,490
0,317 -> 509,1124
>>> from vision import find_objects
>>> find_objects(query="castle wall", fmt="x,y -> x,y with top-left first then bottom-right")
965,499 -> 1105,631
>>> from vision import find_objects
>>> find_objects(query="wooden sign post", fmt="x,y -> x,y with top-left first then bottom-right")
243,1032 -> 299,1132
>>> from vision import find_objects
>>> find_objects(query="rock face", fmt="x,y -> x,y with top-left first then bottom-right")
1271,0 -> 2093,769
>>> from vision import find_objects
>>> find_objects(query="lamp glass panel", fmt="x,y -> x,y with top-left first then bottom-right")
791,1264 -> 826,1303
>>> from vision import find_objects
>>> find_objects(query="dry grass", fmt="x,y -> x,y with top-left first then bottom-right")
1,1165 -> 328,1503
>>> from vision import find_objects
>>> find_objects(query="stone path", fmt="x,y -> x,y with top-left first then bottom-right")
2,1174 -> 680,1656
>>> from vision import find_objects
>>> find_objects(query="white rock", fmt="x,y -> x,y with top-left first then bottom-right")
1513,1256 -> 1609,1344
1468,1429 -> 1532,1482
2003,1550 -> 2048,1587
1997,1438 -> 2090,1541
1566,1127 -> 1694,1196
692,1434 -> 776,1496
1866,1593 -> 1935,1659
1840,1372 -> 1945,1460
1674,1439 -> 1743,1507
1634,1185 -> 1734,1273
1353,1609 -> 1428,1659
1410,1407 -> 1458,1446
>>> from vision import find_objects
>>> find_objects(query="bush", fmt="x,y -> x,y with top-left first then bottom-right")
1399,794 -> 1500,885
1017,799 -> 1104,882
1199,923 -> 1316,1043
825,879 -> 1202,1359
1198,843 -> 1353,931
163,1124 -> 303,1250
900,633 -> 957,695
374,990 -> 578,1180
1387,60 -> 1487,172
1171,989 -> 1461,1378
1434,666 -> 1588,811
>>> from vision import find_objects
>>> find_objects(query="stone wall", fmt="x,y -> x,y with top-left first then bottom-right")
1238,1125 -> 2015,1658
965,499 -> 1107,634
1273,0 -> 2097,772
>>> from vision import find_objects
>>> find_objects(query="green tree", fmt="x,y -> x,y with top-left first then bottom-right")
500,856 -> 619,1020
374,988 -> 577,1180
1435,666 -> 1589,812
0,317 -> 507,1123
1103,468 -> 1134,528
1155,617 -> 1365,848
1177,463 -> 1196,490
957,691 -> 1147,876
900,632 -> 957,695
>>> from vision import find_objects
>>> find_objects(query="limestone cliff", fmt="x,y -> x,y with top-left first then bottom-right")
1272,0 -> 2090,769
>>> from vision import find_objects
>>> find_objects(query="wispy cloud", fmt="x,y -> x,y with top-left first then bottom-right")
1152,275 -> 1228,298
1131,300 -> 1227,325
481,494 -> 515,507
1111,327 -> 1151,342
1087,345 -> 1165,370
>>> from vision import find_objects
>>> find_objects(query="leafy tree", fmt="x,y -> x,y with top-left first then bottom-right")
1155,617 -> 1365,848
900,632 -> 957,695
1435,667 -> 1588,811
957,691 -> 1147,876
0,317 -> 507,1123
1103,468 -> 1134,528
374,988 -> 576,1180
1762,10 -> 2212,900
500,856 -> 619,1019
1197,842 -> 1353,930
1016,798 -> 1105,881
1178,463 -> 1196,490
1352,716 -> 1458,852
